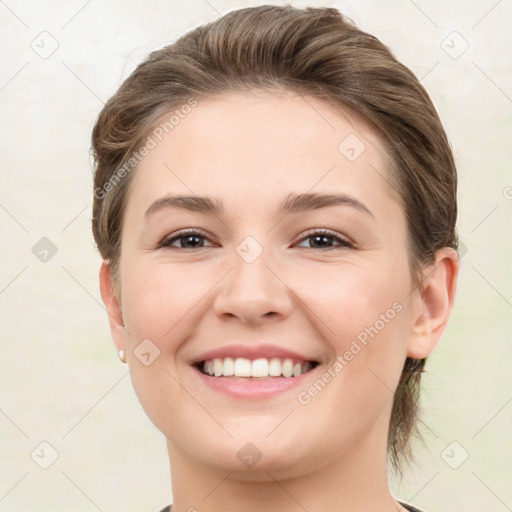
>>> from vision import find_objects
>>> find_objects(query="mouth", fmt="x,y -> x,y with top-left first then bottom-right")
193,357 -> 319,379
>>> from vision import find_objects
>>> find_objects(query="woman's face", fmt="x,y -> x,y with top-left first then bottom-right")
106,89 -> 429,477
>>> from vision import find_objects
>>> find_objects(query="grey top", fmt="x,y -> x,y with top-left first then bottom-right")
158,501 -> 424,511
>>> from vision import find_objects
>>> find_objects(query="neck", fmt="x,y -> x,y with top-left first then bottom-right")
166,413 -> 407,512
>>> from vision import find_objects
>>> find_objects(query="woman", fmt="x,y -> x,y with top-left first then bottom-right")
92,5 -> 459,511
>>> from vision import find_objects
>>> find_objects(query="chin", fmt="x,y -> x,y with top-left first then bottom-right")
185,426 -> 317,478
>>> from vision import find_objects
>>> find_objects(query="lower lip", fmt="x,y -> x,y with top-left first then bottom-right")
192,365 -> 319,399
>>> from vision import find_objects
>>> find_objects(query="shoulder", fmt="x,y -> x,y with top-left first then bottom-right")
160,503 -> 424,512
399,501 -> 425,512
159,504 -> 423,512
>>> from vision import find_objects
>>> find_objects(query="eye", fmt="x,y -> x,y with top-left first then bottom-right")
159,228 -> 353,251
159,229 -> 214,251
295,229 -> 353,250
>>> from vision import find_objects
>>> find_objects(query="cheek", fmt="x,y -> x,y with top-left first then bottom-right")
294,260 -> 410,407
295,259 -> 408,345
120,259 -> 215,344
117,260 -> 213,434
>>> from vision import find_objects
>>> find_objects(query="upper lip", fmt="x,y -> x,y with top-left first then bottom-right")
190,344 -> 319,365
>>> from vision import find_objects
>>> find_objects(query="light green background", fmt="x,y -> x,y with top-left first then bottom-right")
1,0 -> 511,511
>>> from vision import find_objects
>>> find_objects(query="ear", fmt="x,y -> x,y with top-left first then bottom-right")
407,247 -> 459,359
99,260 -> 126,354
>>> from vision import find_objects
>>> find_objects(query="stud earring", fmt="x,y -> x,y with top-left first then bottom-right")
118,349 -> 127,363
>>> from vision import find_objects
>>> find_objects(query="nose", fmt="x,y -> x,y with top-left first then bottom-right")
212,245 -> 294,325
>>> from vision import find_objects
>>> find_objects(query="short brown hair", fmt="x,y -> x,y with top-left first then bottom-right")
91,5 -> 458,474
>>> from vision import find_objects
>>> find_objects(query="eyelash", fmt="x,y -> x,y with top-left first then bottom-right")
159,228 -> 354,251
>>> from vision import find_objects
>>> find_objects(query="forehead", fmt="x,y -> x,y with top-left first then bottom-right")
126,89 -> 401,218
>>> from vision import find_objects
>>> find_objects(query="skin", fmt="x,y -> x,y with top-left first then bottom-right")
99,89 -> 459,512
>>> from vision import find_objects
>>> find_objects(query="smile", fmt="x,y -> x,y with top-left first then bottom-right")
196,357 -> 318,378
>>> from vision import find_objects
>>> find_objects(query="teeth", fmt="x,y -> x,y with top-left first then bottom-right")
223,357 -> 234,376
251,358 -> 269,378
213,358 -> 223,377
234,357 -> 251,377
201,357 -> 314,378
269,357 -> 281,376
282,359 -> 293,378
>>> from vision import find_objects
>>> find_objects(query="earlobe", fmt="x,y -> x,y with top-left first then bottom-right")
407,247 -> 459,359
99,261 -> 126,354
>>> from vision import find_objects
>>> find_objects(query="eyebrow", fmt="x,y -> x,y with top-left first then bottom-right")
144,192 -> 374,219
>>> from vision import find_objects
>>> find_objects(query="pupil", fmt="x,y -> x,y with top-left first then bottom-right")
183,235 -> 201,248
313,235 -> 330,248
